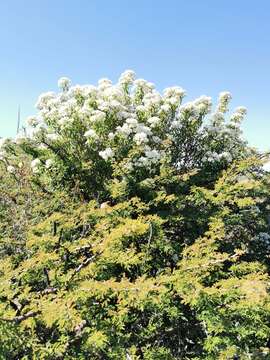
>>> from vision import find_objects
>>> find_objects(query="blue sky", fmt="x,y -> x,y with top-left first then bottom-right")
0,0 -> 269,150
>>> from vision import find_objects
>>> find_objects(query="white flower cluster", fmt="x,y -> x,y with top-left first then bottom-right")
118,70 -> 136,87
15,70 -> 248,176
99,148 -> 114,161
202,151 -> 232,163
136,147 -> 161,167
230,106 -> 247,124
58,77 -> 71,92
0,137 -> 7,151
84,129 -> 98,139
31,158 -> 41,174
7,165 -> 15,174
45,159 -> 53,169
263,161 -> 270,172
217,91 -> 232,113
116,118 -> 153,145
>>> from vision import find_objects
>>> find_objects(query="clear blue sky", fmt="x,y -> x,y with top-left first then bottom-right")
0,0 -> 269,150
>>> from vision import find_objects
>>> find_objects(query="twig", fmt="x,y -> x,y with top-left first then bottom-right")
69,254 -> 97,281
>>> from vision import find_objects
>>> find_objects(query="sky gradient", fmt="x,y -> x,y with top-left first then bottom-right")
0,0 -> 269,150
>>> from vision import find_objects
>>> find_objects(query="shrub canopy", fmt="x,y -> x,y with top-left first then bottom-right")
0,71 -> 270,359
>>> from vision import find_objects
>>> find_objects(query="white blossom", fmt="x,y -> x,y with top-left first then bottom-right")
84,129 -> 98,139
36,92 -> 55,110
108,132 -> 115,140
37,144 -> 48,150
117,123 -> 132,136
100,202 -> 109,209
179,102 -> 198,115
58,77 -> 71,91
143,92 -> 162,109
134,79 -> 154,92
263,161 -> 270,172
217,91 -> 232,113
118,70 -> 136,86
26,116 -> 38,127
160,104 -> 171,113
47,133 -> 59,141
194,96 -> 212,114
31,158 -> 41,169
145,149 -> 160,161
68,85 -> 87,98
135,124 -> 152,136
45,159 -> 54,168
134,132 -> 148,145
230,106 -> 247,124
210,111 -> 225,127
90,110 -> 106,123
58,116 -> 70,126
171,120 -> 181,129
126,118 -> 138,128
99,148 -> 114,161
20,70 -> 248,177
81,85 -> 98,97
0,151 -> 5,161
7,165 -> 15,174
0,137 -> 7,149
152,136 -> 161,143
147,116 -> 160,128
98,78 -> 112,91
14,132 -> 26,144
136,105 -> 146,112
163,86 -> 186,99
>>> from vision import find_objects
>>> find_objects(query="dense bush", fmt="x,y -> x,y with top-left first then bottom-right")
0,71 -> 270,359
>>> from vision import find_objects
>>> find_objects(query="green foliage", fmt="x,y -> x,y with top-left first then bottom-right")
0,155 -> 270,359
0,74 -> 270,358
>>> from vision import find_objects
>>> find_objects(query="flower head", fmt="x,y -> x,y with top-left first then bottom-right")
84,129 -> 98,139
7,165 -> 15,174
99,148 -> 114,161
58,77 -> 71,91
118,70 -> 136,86
45,159 -> 54,169
217,91 -> 232,113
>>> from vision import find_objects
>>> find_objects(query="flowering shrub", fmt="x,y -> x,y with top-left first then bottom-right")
0,71 -> 270,359
1,70 -> 252,200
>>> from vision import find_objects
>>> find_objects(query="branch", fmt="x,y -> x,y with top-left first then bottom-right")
74,320 -> 87,337
43,267 -> 50,286
1,310 -> 40,323
52,221 -> 58,236
40,287 -> 57,295
9,298 -> 23,313
69,254 -> 98,281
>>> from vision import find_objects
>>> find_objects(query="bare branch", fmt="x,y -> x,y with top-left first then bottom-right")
1,310 -> 40,323
71,254 -> 97,279
40,287 -> 57,295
